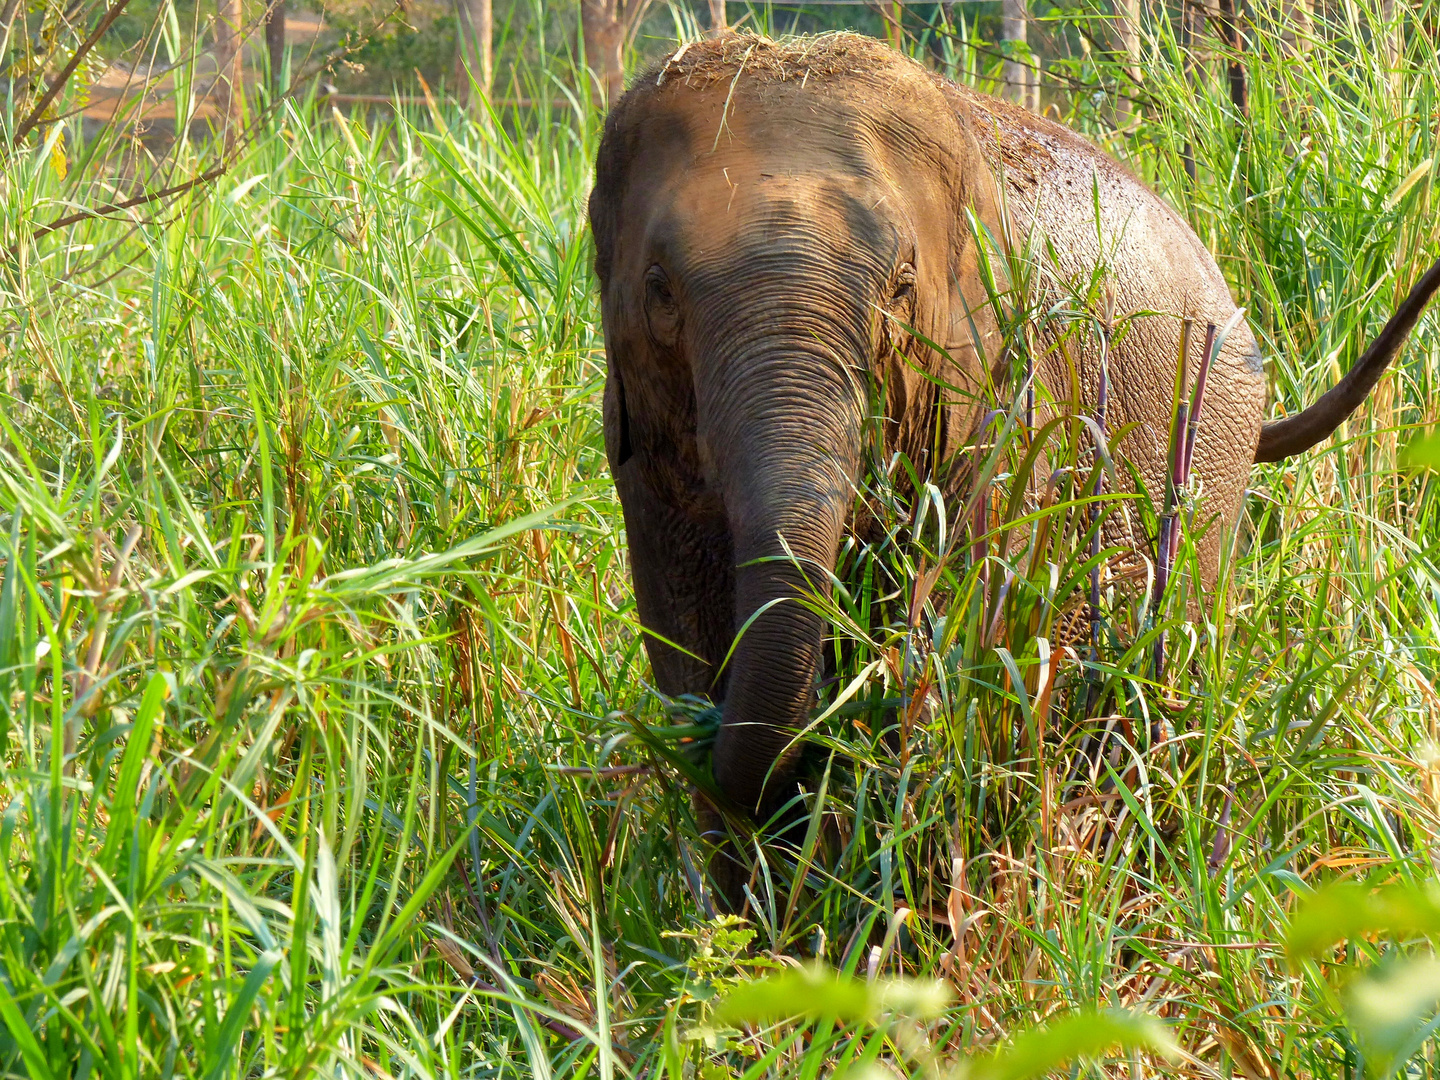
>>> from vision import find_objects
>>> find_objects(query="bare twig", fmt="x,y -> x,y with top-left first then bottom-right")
28,165 -> 229,242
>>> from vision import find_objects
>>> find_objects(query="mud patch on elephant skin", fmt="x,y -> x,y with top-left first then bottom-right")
1241,343 -> 1264,376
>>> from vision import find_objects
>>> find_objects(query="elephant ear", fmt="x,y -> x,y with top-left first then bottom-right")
603,367 -> 634,470
588,130 -> 622,285
883,86 -> 1006,460
589,96 -> 646,284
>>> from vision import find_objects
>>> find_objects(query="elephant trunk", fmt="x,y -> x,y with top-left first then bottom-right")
702,344 -> 864,814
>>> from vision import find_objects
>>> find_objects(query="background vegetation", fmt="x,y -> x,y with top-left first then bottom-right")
2,0 -> 1440,1075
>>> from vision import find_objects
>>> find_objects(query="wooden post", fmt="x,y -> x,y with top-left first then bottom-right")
708,0 -> 726,34
265,0 -> 286,97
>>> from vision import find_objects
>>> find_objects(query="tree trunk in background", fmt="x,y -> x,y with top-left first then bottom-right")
1002,0 -> 1034,108
880,0 -> 903,49
708,0 -> 726,34
1278,0 -> 1311,55
579,0 -> 654,110
1115,0 -> 1142,126
215,0 -> 243,125
265,0 -> 286,97
457,0 -> 493,108
581,0 -> 624,108
1215,0 -> 1247,117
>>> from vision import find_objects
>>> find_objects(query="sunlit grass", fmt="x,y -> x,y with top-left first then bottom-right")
0,0 -> 1438,1075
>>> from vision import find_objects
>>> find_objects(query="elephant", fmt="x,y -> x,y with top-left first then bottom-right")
587,31 -> 1440,822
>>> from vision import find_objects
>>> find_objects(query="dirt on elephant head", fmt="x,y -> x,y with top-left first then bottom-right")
642,30 -> 914,90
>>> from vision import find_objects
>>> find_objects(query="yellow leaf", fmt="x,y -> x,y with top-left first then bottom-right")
49,131 -> 66,180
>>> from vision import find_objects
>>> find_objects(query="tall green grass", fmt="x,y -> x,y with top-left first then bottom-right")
1,0 -> 1439,1074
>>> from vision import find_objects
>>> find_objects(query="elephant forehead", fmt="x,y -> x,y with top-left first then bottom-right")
634,75 -> 949,195
648,163 -> 903,267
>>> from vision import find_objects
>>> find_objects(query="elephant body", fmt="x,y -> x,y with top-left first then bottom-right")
588,32 -> 1439,817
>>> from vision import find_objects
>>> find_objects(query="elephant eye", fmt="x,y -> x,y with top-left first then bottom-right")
644,264 -> 681,345
646,265 -> 677,309
888,263 -> 917,308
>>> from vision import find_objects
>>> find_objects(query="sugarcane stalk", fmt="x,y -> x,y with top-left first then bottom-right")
1152,317 -> 1193,679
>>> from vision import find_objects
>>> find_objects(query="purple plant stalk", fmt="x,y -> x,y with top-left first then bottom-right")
972,478 -> 989,592
1025,340 -> 1035,436
971,409 -> 1003,595
1152,318 -> 1194,680
1089,337 -> 1111,657
1168,322 -> 1216,575
1181,322 -> 1217,488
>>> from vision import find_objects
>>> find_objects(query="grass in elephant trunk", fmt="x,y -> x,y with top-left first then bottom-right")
1,0 -> 1439,1073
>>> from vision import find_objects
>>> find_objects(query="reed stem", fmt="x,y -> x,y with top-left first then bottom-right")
1089,328 -> 1112,657
1153,317 -> 1194,679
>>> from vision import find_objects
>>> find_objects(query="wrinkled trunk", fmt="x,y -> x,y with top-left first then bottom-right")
701,346 -> 863,814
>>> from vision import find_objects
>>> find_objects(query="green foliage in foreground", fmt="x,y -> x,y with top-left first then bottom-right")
3,0 -> 1440,1075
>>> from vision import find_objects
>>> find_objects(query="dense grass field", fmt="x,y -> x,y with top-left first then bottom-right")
3,0 -> 1440,1075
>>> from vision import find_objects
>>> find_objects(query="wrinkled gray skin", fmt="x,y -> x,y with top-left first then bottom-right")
587,33 -> 1440,822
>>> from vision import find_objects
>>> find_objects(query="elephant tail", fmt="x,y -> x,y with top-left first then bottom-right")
1254,257 -> 1440,464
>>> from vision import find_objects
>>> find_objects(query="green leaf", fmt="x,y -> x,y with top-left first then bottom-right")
1345,955 -> 1440,1077
1402,430 -> 1440,471
1285,881 -> 1440,963
0,977 -> 55,1080
711,964 -> 951,1027
101,671 -> 167,863
204,949 -> 281,1080
968,1010 -> 1180,1080
317,496 -> 584,597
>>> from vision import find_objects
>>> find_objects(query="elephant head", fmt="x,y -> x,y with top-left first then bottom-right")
588,37 -> 1001,815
